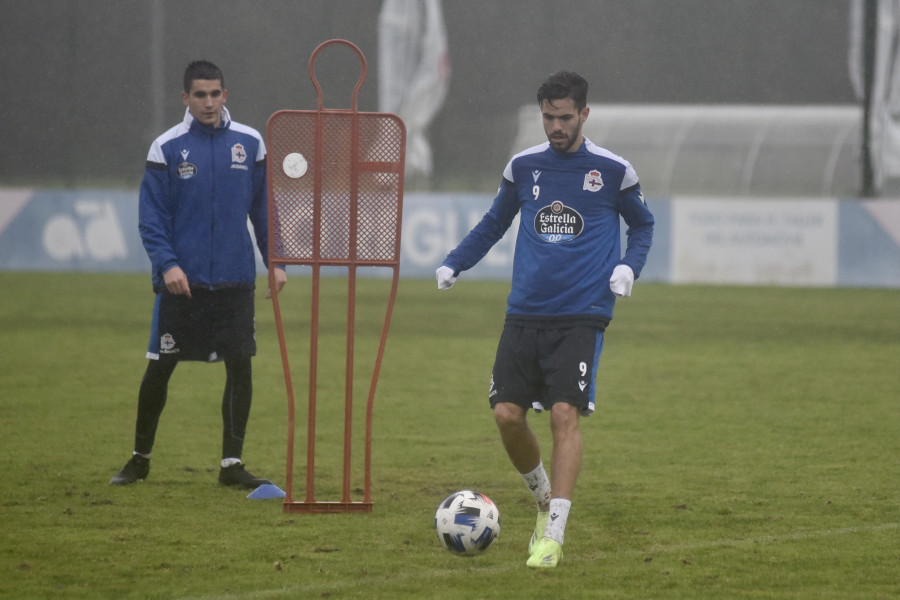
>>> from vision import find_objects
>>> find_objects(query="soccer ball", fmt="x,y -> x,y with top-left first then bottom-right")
434,490 -> 500,556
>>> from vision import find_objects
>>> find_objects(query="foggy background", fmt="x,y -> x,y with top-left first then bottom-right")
0,0 -> 855,192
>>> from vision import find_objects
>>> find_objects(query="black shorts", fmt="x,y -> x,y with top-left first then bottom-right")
146,288 -> 256,362
488,324 -> 604,416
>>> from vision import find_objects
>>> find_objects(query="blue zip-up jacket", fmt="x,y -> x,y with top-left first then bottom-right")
442,138 -> 654,323
139,107 -> 270,292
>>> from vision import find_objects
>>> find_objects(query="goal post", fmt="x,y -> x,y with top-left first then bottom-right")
266,39 -> 406,513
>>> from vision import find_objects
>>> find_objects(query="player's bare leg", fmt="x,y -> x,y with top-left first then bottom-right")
494,401 -> 554,557
526,402 -> 580,568
548,402 -> 581,500
493,401 -> 541,473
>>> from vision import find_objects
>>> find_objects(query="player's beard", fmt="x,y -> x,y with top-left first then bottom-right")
549,125 -> 582,153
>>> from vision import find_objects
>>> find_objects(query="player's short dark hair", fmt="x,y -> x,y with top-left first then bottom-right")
183,60 -> 224,93
537,71 -> 589,111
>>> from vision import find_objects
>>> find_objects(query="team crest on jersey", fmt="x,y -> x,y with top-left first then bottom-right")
177,162 -> 197,179
231,143 -> 247,163
583,169 -> 603,192
534,201 -> 584,243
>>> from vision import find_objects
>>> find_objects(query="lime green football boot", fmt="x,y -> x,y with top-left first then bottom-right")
526,537 -> 563,568
528,511 -> 550,554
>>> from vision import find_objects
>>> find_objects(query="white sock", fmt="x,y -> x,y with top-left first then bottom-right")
521,462 -> 552,511
543,498 -> 571,545
133,451 -> 150,459
221,457 -> 242,468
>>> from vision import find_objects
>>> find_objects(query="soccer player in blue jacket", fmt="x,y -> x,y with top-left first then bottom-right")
110,61 -> 287,489
437,71 -> 654,567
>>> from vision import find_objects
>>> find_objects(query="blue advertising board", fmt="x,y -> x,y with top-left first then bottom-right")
1,188 -> 897,288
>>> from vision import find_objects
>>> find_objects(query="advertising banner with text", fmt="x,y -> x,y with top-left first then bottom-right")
1,189 -> 897,288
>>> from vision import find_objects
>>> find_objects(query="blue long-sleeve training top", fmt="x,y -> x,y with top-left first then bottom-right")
139,107 -> 270,293
442,138 -> 654,324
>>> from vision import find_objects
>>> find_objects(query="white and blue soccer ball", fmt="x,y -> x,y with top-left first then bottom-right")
434,490 -> 500,556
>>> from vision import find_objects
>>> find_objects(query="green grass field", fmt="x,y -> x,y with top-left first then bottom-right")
1,272 -> 897,599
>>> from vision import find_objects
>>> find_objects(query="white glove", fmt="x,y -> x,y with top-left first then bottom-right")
609,264 -> 634,297
436,265 -> 457,290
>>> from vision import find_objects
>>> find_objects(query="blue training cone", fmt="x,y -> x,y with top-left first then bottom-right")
247,483 -> 286,499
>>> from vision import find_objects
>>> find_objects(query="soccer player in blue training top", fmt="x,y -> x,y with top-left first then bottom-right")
110,60 -> 287,489
436,71 -> 654,568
